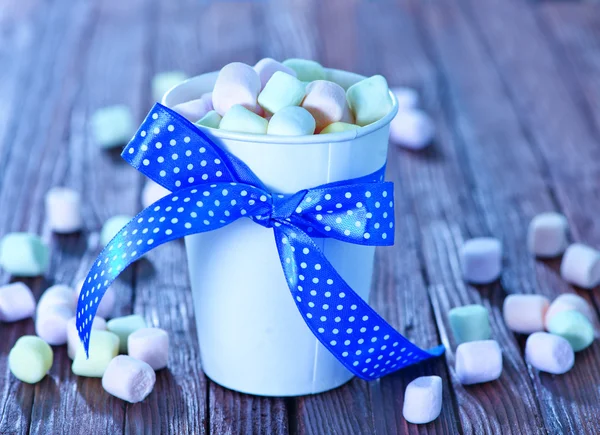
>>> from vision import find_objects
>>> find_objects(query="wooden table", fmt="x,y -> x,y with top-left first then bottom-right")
1,0 -> 600,433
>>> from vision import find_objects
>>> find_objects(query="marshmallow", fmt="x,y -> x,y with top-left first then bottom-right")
74,278 -> 116,319
172,93 -> 214,123
346,75 -> 393,126
212,62 -> 261,116
267,106 -> 315,136
100,215 -> 133,247
448,304 -> 491,344
152,71 -> 188,102
503,294 -> 549,334
282,58 -> 326,82
525,332 -> 574,374
107,314 -> 147,353
72,330 -> 120,377
102,355 -> 156,403
45,187 -> 83,233
545,293 -> 595,330
560,243 -> 600,289
127,327 -> 169,370
91,105 -> 135,149
0,232 -> 49,277
527,212 -> 568,257
391,87 -> 419,109
301,80 -> 349,132
319,122 -> 360,135
195,110 -> 222,129
341,103 -> 355,124
38,284 -> 74,309
219,105 -> 268,135
547,311 -> 594,352
142,180 -> 170,209
390,109 -> 435,150
0,282 -> 36,322
455,340 -> 502,385
36,285 -> 75,345
258,71 -> 306,114
254,58 -> 297,89
402,376 -> 443,425
67,315 -> 107,359
9,336 -> 53,384
460,237 -> 502,284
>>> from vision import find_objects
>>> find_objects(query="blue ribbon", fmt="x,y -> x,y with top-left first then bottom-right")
77,103 -> 443,381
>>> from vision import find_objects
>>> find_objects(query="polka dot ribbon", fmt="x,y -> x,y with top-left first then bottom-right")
76,103 -> 444,380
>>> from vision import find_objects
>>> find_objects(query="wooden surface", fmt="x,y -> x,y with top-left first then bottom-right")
1,0 -> 600,433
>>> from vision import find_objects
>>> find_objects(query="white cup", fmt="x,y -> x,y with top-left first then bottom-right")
163,69 -> 399,396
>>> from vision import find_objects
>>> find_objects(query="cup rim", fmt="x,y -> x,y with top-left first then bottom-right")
162,68 -> 399,145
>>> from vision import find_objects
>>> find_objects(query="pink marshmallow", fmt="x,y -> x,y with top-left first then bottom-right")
254,58 -> 297,90
102,355 -> 156,403
75,278 -> 116,319
36,304 -> 73,345
128,327 -> 169,370
67,315 -> 107,359
301,80 -> 348,132
544,293 -> 595,330
212,62 -> 261,116
172,93 -> 213,122
503,294 -> 550,334
0,282 -> 36,322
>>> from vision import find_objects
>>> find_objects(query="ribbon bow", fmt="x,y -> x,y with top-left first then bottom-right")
77,103 -> 443,380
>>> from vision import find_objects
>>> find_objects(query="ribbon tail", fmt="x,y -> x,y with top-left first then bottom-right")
273,223 -> 444,381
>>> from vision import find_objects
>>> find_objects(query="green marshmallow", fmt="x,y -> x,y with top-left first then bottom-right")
282,59 -> 326,82
107,314 -> 147,353
449,304 -> 491,344
9,336 -> 53,384
91,105 -> 135,149
195,110 -> 222,129
0,232 -> 49,277
101,215 -> 133,247
219,105 -> 268,135
72,330 -> 120,377
547,310 -> 594,352
319,122 -> 360,134
258,71 -> 306,114
346,75 -> 393,126
152,71 -> 188,102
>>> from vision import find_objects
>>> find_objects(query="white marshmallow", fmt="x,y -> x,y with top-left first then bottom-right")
36,305 -> 73,345
212,62 -> 261,116
460,237 -> 502,284
560,243 -> 600,289
66,316 -> 107,359
0,282 -> 36,322
102,355 -> 156,403
545,293 -> 595,330
172,93 -> 213,122
254,58 -> 297,89
75,279 -> 116,319
301,80 -> 349,132
391,87 -> 419,109
503,294 -> 549,334
402,376 -> 443,424
142,180 -> 170,209
38,285 -> 74,310
389,109 -> 434,150
128,327 -> 169,370
525,332 -> 574,375
455,340 -> 502,385
45,187 -> 83,233
527,212 -> 568,257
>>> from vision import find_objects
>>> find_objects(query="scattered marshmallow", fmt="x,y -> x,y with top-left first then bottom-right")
172,93 -> 213,123
45,187 -> 83,233
9,336 -> 53,384
319,122 -> 360,134
100,215 -> 133,247
282,58 -> 326,82
455,340 -> 502,385
544,293 -> 595,330
0,232 -> 49,277
547,310 -> 594,352
448,304 -> 491,344
258,71 -> 306,114
391,86 -> 419,109
142,180 -> 170,209
152,71 -> 188,102
346,75 -> 393,126
527,212 -> 568,257
67,315 -> 107,359
525,332 -> 574,374
91,105 -> 135,149
460,237 -> 502,284
254,58 -> 297,89
195,110 -> 222,129
301,80 -> 349,132
219,105 -> 268,135
128,327 -> 169,370
503,294 -> 549,334
212,62 -> 261,116
72,330 -> 120,377
36,285 -> 75,345
402,376 -> 443,424
389,109 -> 435,150
267,106 -> 316,136
0,282 -> 36,322
74,278 -> 116,319
102,355 -> 156,403
560,243 -> 600,289
107,314 -> 147,353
